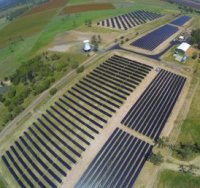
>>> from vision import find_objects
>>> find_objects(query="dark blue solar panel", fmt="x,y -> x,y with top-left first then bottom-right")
131,24 -> 179,51
170,15 -> 191,26
75,128 -> 153,188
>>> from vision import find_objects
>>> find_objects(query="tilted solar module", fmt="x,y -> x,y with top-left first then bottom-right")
131,24 -> 179,51
170,15 -> 191,26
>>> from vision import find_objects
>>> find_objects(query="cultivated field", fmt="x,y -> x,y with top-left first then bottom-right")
0,9 -> 57,48
62,3 -> 114,14
25,0 -> 67,16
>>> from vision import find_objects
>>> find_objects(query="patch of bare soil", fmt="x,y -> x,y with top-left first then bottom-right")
48,30 -> 118,52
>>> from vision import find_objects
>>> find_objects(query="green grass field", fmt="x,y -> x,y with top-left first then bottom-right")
176,17 -> 200,145
158,170 -> 200,188
0,175 -> 8,188
0,9 -> 58,49
177,76 -> 200,144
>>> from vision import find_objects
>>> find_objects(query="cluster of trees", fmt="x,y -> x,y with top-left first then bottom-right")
191,29 -> 200,49
172,142 -> 200,160
0,51 -> 79,126
114,36 -> 129,44
85,19 -> 92,27
91,35 -> 101,52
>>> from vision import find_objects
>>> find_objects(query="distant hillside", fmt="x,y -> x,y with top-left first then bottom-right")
0,0 -> 47,10
0,0 -> 27,9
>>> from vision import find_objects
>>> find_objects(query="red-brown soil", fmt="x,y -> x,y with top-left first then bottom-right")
25,0 -> 67,16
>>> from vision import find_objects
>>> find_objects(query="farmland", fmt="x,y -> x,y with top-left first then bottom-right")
0,9 -> 57,48
62,3 -> 114,14
25,0 -> 67,16
0,0 -> 200,188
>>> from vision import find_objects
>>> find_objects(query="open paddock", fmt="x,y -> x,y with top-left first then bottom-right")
62,3 -> 114,14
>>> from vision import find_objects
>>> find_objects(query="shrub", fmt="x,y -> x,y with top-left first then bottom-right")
76,66 -> 84,74
71,61 -> 79,69
49,88 -> 57,96
192,52 -> 197,60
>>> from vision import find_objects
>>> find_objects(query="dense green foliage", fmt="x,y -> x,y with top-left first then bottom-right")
149,152 -> 164,165
172,142 -> 200,160
0,51 -> 85,127
49,88 -> 57,96
191,29 -> 200,49
76,65 -> 85,73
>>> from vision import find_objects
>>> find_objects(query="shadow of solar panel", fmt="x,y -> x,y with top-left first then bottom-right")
131,24 -> 179,51
75,128 -> 153,188
170,15 -> 191,26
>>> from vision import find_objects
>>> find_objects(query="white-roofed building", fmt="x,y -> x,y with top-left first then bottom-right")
83,40 -> 91,52
176,42 -> 191,53
174,42 -> 191,62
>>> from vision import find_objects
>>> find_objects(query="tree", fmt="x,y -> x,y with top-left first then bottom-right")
76,66 -> 84,73
49,88 -> 57,96
191,29 -> 200,49
157,137 -> 166,148
91,35 -> 97,45
93,42 -> 99,52
71,61 -> 79,69
7,87 -> 16,98
149,152 -> 164,165
0,94 -> 3,102
97,35 -> 101,43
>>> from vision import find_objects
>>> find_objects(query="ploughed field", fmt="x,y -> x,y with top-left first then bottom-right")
62,3 -> 114,14
1,55 -> 153,188
97,10 -> 163,30
25,0 -> 67,16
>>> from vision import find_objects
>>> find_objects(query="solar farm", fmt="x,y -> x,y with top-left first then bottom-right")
97,10 -> 163,30
1,55 -> 155,187
170,15 -> 191,26
0,0 -> 196,187
131,24 -> 179,51
75,128 -> 153,188
121,69 -> 186,140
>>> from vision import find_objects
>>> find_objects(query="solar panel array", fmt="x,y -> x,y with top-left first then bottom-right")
97,10 -> 163,30
121,69 -> 186,140
170,15 -> 191,26
1,55 -> 153,187
131,24 -> 179,51
75,128 -> 153,188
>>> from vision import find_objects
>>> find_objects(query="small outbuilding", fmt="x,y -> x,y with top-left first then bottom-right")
174,42 -> 191,62
176,42 -> 191,53
83,40 -> 91,52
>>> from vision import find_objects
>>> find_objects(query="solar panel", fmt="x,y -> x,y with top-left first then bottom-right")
121,70 -> 186,140
97,10 -> 163,30
170,15 -> 191,26
131,24 -> 179,51
75,128 -> 153,188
